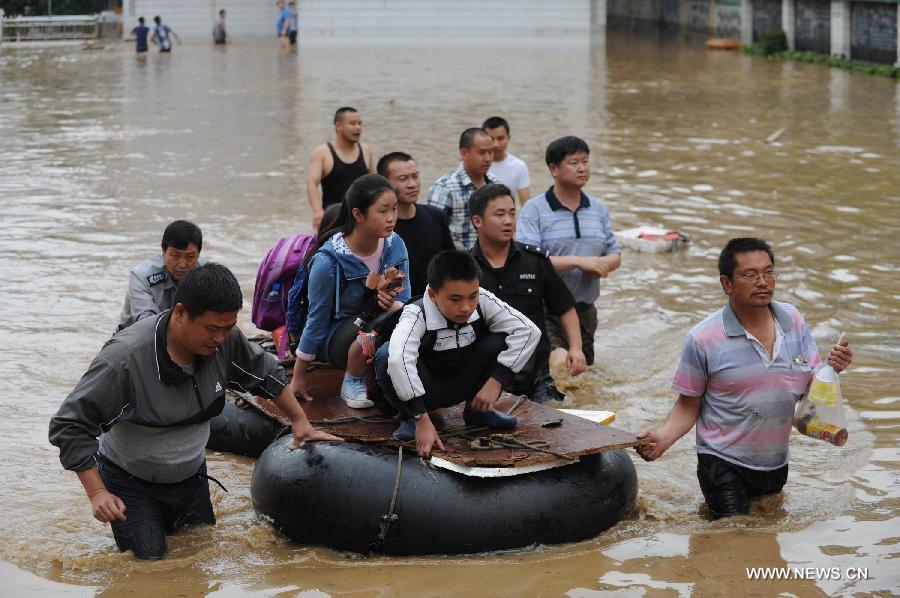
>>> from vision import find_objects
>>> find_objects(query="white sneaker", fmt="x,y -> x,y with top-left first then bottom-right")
340,375 -> 374,409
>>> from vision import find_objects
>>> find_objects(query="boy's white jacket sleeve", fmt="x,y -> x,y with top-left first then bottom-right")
478,288 -> 541,382
387,303 -> 428,407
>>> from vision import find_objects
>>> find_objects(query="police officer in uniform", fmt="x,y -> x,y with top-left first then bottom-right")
118,220 -> 205,331
469,183 -> 587,402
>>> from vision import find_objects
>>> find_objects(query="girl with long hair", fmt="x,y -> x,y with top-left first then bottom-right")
291,174 -> 410,408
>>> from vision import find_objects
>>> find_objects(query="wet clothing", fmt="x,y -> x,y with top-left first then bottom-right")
49,310 -> 287,482
697,453 -> 789,519
545,301 -> 598,366
376,332 -> 508,419
153,24 -> 173,52
296,231 -> 410,361
118,254 -> 206,331
472,241 -> 574,336
672,301 -> 821,471
383,289 -> 540,417
98,455 -> 216,559
287,9 -> 298,44
394,205 -> 455,296
516,186 -> 620,304
212,19 -> 227,44
132,25 -> 149,52
321,142 -> 368,209
427,165 -> 502,250
488,152 -> 530,199
472,241 -> 575,397
276,7 -> 290,35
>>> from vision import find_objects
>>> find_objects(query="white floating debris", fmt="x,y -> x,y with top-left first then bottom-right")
828,269 -> 859,283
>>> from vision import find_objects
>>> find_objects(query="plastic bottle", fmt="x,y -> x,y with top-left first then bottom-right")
267,281 -> 282,301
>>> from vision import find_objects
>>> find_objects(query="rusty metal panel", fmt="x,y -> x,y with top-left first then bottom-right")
250,363 -> 646,468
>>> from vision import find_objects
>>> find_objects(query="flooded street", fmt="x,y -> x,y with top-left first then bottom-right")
1,29 -> 898,596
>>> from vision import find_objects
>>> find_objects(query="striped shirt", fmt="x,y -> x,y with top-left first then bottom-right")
427,164 -> 501,250
672,301 -> 822,471
515,186 -> 620,304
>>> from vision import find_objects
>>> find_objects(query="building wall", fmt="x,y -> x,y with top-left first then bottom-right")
795,0 -> 830,53
121,0 -> 591,44
123,0 -> 278,40
850,0 -> 897,63
600,0 -> 898,65
685,0 -> 711,29
752,0 -> 782,39
633,0 -> 661,19
660,0 -> 682,24
298,0 -> 590,46
716,0 -> 743,36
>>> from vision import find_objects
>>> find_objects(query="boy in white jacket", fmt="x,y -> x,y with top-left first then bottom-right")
374,250 -> 540,457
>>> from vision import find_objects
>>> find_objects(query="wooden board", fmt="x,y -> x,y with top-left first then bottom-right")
253,363 -> 647,467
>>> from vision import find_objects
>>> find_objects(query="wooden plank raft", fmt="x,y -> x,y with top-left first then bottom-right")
250,363 -> 647,468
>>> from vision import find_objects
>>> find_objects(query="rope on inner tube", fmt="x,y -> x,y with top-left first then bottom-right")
367,445 -> 404,554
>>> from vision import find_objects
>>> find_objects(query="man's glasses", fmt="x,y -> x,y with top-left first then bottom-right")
733,271 -> 778,283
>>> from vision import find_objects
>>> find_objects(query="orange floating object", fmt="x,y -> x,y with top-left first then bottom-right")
705,38 -> 741,50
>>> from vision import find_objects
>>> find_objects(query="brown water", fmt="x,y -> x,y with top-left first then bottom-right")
0,31 -> 898,596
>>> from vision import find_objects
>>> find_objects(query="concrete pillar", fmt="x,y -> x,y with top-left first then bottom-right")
0,8 -> 4,48
592,0 -> 607,29
741,0 -> 754,45
830,0 -> 851,58
782,0 -> 795,50
896,4 -> 900,67
709,0 -> 718,35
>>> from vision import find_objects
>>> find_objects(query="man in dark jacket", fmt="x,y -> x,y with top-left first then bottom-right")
49,263 -> 338,559
469,184 -> 586,402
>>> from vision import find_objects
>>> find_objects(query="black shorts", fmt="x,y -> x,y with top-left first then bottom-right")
288,31 -> 297,44
97,455 -> 216,559
696,453 -> 788,519
544,301 -> 598,366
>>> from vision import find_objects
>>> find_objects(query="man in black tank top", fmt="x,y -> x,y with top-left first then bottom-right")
306,107 -> 373,228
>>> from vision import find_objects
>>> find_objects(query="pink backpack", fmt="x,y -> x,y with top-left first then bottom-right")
252,233 -> 317,332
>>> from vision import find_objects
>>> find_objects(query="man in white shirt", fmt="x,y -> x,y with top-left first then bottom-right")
483,116 -> 531,204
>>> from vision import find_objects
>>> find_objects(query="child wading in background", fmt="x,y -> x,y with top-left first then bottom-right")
291,175 -> 410,408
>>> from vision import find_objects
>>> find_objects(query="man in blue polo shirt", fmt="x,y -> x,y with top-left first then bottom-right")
516,135 -> 621,368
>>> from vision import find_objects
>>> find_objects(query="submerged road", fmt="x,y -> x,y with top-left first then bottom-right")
0,29 -> 898,595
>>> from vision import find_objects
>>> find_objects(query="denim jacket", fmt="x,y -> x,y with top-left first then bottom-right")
298,232 -> 410,358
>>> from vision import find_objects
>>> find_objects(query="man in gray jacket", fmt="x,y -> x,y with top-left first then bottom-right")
118,220 -> 205,331
50,263 -> 339,559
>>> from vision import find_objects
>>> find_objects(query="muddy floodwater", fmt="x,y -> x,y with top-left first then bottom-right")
0,29 -> 898,596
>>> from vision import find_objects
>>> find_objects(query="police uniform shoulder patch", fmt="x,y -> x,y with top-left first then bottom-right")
146,271 -> 167,286
522,244 -> 550,258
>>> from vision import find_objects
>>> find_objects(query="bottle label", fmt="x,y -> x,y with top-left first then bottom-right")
803,417 -> 844,442
808,378 -> 837,407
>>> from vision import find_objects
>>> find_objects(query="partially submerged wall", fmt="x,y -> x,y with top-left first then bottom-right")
795,0 -> 831,53
850,1 -> 898,63
603,0 -> 899,65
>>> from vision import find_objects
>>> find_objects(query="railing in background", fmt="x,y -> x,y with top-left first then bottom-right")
1,14 -> 102,43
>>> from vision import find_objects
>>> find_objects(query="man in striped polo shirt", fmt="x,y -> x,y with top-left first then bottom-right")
516,135 -> 621,368
636,238 -> 853,519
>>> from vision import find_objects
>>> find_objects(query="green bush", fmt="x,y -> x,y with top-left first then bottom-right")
741,43 -> 900,79
759,29 -> 788,56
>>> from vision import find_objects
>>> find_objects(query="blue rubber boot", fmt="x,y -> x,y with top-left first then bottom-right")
392,418 -> 416,442
463,405 -> 518,429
